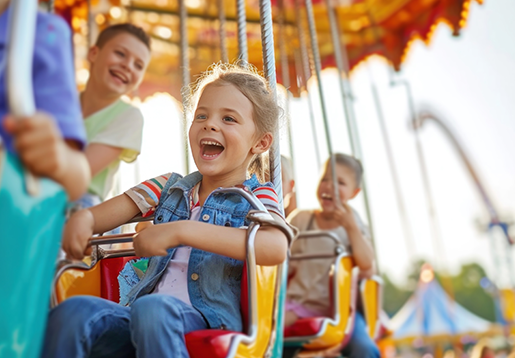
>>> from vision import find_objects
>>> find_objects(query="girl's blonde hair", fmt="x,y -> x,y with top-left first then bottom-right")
186,63 -> 281,182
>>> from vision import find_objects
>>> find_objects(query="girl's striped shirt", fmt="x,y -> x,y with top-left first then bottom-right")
125,173 -> 282,218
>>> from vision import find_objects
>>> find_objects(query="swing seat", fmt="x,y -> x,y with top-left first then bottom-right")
0,150 -> 67,358
283,231 -> 384,356
56,255 -> 279,358
359,276 -> 384,341
283,252 -> 359,354
54,191 -> 290,358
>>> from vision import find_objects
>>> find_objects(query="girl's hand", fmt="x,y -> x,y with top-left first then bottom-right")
62,209 -> 95,260
133,222 -> 181,257
333,202 -> 359,232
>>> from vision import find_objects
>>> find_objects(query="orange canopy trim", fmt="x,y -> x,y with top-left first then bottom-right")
51,0 -> 481,98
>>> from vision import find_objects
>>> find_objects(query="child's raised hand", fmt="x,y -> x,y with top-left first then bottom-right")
62,209 -> 95,261
133,222 -> 180,257
333,201 -> 359,232
3,113 -> 68,182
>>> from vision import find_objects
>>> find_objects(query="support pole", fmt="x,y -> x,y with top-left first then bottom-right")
369,72 -> 416,258
302,0 -> 339,206
294,2 -> 321,169
258,2 -> 285,357
278,0 -> 295,164
324,0 -> 378,257
392,79 -> 449,276
217,0 -> 228,62
259,0 -> 282,204
179,0 -> 190,174
236,0 -> 248,63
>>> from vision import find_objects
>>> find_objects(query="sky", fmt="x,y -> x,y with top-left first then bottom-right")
119,0 -> 515,286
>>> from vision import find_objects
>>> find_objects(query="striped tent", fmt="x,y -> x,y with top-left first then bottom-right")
390,269 -> 492,341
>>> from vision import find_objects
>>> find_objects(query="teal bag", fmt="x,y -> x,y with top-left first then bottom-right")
0,148 -> 67,358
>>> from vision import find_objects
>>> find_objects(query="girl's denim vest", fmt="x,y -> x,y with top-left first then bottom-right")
120,171 -> 270,332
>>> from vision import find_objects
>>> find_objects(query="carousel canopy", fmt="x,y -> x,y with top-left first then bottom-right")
53,0 -> 481,99
390,266 -> 492,341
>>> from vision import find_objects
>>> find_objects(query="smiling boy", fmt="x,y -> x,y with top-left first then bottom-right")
77,24 -> 151,208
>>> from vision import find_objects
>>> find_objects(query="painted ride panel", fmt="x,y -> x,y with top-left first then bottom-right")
360,276 -> 383,341
0,151 -> 67,358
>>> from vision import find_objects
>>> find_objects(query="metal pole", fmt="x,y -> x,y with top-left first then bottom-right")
236,0 -> 248,64
179,0 -> 190,174
395,79 -> 447,271
217,0 -> 228,63
259,0 -> 282,201
370,73 -> 416,258
324,0 -> 378,256
294,2 -> 321,169
258,2 -> 285,357
278,0 -> 295,165
302,0 -> 339,205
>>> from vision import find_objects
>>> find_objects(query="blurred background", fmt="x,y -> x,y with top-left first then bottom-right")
48,0 -> 515,356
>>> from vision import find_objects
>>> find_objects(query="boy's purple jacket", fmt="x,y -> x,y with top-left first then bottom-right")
0,8 -> 86,153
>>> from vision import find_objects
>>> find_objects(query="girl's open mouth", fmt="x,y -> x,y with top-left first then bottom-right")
200,140 -> 225,160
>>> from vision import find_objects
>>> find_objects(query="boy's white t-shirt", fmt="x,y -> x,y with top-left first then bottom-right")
84,98 -> 143,200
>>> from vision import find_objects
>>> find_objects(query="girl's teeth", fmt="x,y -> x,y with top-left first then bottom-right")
202,141 -> 222,146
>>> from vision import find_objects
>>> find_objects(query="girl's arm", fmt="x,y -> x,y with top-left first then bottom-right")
133,221 -> 288,266
62,194 -> 140,260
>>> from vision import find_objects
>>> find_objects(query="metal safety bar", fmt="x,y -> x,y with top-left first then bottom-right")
51,187 -> 274,352
289,230 -> 347,261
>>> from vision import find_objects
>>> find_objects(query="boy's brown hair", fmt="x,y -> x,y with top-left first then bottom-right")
95,23 -> 151,50
325,153 -> 363,188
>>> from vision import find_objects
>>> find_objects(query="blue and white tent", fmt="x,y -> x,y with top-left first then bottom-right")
390,269 -> 492,340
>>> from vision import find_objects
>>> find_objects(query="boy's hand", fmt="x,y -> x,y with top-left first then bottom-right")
62,209 -> 95,260
133,222 -> 181,257
4,113 -> 68,183
333,202 -> 359,232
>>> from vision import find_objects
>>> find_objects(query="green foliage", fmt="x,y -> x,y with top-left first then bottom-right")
382,273 -> 412,317
449,263 -> 496,321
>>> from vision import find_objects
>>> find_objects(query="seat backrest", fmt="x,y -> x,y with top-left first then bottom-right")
301,255 -> 357,350
101,256 -> 138,303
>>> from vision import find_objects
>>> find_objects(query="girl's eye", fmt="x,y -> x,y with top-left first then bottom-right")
195,114 -> 207,120
115,50 -> 125,57
135,62 -> 143,70
223,116 -> 236,123
339,182 -> 346,186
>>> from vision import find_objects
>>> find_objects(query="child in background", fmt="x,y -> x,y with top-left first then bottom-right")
285,153 -> 379,358
76,23 -> 151,208
281,154 -> 297,217
0,0 -> 89,200
42,64 -> 293,358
